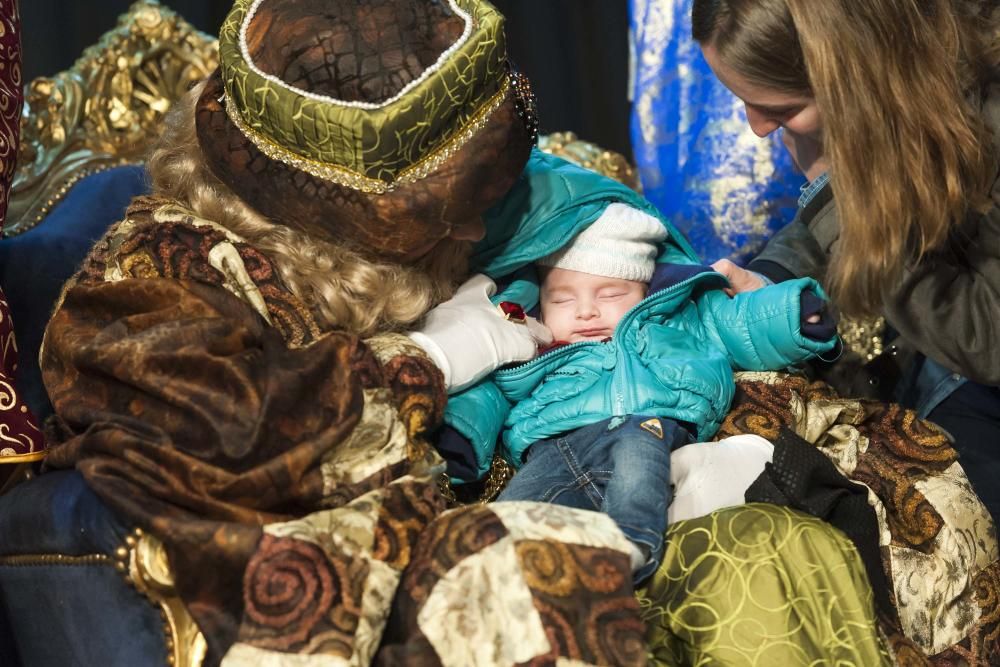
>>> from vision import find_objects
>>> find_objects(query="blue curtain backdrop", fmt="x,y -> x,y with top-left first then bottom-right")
629,0 -> 804,264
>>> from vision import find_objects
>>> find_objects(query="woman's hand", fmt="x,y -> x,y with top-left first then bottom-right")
408,274 -> 553,393
711,259 -> 768,295
713,261 -> 823,324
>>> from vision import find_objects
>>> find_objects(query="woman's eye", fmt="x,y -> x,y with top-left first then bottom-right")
786,110 -> 805,123
751,104 -> 802,121
776,106 -> 804,121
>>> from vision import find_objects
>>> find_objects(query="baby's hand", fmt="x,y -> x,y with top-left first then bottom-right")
799,290 -> 837,342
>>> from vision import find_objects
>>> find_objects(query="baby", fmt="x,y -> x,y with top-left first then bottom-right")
494,204 -> 835,582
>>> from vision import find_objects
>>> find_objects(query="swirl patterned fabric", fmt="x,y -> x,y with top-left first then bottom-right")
629,0 -> 804,263
0,0 -> 21,232
0,287 -> 42,463
225,477 -> 446,664
42,197 -> 450,663
377,502 -> 647,666
702,372 -> 1000,664
75,197 -> 324,348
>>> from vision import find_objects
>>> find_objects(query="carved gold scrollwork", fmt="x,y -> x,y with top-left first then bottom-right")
117,528 -> 207,667
838,315 -> 886,362
4,0 -> 219,236
538,131 -> 643,193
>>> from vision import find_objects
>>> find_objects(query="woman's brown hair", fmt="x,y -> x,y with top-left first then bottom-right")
694,0 -> 999,315
147,84 -> 470,337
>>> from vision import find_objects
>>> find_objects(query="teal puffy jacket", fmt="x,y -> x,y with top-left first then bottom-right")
443,148 -> 836,479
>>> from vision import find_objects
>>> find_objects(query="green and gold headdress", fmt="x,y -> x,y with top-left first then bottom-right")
196,0 -> 536,261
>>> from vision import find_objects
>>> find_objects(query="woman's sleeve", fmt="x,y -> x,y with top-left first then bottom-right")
883,205 -> 1000,385
749,181 -> 1000,384
747,191 -> 836,283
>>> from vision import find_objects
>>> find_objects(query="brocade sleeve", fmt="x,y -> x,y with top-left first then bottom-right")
42,275 -> 446,528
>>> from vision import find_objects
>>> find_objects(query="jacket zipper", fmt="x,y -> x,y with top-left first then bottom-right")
495,272 -> 719,381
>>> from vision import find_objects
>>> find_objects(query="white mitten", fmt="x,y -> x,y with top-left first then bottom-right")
408,274 -> 553,393
668,434 -> 775,523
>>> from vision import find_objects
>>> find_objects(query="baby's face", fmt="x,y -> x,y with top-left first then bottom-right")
540,267 -> 647,343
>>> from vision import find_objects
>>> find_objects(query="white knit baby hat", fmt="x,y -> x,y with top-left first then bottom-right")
538,203 -> 668,282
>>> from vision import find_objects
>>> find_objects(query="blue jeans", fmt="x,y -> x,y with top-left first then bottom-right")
498,415 -> 689,583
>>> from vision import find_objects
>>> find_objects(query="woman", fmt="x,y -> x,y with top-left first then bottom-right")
692,0 -> 1000,517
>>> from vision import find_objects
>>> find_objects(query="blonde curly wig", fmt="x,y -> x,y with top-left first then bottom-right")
146,84 -> 472,337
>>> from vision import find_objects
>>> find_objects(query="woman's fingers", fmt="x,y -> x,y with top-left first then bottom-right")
710,259 -> 766,294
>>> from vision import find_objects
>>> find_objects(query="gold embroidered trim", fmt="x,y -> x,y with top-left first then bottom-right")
0,451 -> 47,465
8,164 -> 122,235
226,76 -> 511,194
480,454 -> 513,502
0,553 -> 111,566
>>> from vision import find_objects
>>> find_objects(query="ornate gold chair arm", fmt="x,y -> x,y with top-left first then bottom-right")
5,0 -> 218,236
117,529 -> 207,667
538,131 -> 642,192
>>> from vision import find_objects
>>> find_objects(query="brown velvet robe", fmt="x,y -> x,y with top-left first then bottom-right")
41,196 -> 449,662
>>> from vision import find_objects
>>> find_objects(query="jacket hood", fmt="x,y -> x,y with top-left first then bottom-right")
471,148 -> 700,278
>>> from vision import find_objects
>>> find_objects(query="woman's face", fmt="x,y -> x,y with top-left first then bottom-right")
702,44 -> 827,180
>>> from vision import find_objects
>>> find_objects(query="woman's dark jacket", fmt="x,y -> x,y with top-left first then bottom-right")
749,84 -> 1000,387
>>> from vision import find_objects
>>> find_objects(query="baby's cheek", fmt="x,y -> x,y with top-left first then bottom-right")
540,309 -> 571,341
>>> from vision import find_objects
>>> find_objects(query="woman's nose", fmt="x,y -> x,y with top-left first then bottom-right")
745,105 -> 780,138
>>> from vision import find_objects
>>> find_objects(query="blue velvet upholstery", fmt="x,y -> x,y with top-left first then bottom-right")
0,471 -> 167,666
0,560 -> 169,666
0,470 -> 131,556
0,165 -> 149,419
0,164 -> 160,666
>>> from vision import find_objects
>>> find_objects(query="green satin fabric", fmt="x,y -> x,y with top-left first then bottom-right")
218,0 -> 506,181
640,504 -> 892,666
